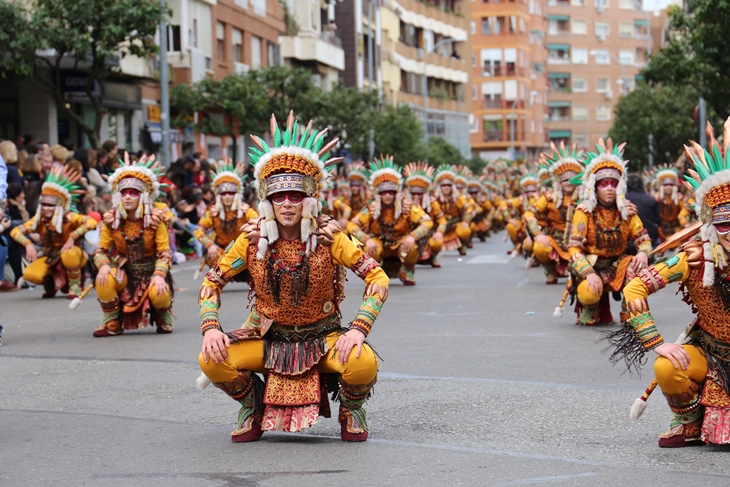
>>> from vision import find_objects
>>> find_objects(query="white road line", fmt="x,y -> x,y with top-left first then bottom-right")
491,473 -> 597,486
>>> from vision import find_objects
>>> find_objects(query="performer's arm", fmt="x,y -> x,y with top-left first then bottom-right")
194,211 -> 215,249
69,213 -> 97,240
335,199 -> 352,220
431,200 -> 447,234
153,223 -> 173,279
10,217 -> 35,247
568,210 -> 595,279
678,204 -> 690,227
408,205 -> 432,240
93,224 -> 114,269
331,232 -> 389,336
621,252 -> 691,353
199,234 -> 251,334
457,195 -> 474,223
243,205 -> 259,221
629,215 -> 653,255
347,207 -> 372,243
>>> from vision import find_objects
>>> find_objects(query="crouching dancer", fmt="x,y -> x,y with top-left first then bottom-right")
198,112 -> 388,443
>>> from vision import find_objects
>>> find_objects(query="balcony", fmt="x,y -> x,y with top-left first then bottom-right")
279,34 -> 345,71
481,65 -> 526,78
547,0 -> 571,5
483,130 -> 504,142
482,99 -> 525,110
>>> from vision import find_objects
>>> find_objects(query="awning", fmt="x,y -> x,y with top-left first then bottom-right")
548,101 -> 571,108
548,72 -> 570,79
549,130 -> 571,138
547,15 -> 570,21
547,44 -> 570,51
634,19 -> 648,26
635,74 -> 645,81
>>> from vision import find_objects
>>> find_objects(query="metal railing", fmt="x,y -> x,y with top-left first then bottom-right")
320,32 -> 343,49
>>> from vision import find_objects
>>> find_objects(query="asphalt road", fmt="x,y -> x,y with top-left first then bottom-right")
1,232 -> 728,487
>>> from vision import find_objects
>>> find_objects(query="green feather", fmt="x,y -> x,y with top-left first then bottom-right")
283,128 -> 291,146
298,128 -> 309,148
305,132 -> 317,151
291,121 -> 299,145
321,153 -> 330,163
704,149 -> 717,173
684,176 -> 700,189
693,156 -> 710,180
313,136 -> 325,152
713,145 -> 724,171
274,127 -> 281,147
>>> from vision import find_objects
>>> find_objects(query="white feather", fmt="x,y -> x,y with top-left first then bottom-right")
553,306 -> 563,318
193,270 -> 201,280
68,297 -> 82,310
630,398 -> 648,420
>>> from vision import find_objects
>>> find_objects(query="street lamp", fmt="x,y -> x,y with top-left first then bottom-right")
367,0 -> 378,162
423,37 -> 465,149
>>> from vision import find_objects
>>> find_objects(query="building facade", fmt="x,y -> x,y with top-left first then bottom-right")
544,0 -> 652,148
470,0 -> 549,161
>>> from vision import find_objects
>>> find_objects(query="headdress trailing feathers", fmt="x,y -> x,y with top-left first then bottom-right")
403,161 -> 434,212
32,165 -> 83,234
210,159 -> 247,218
108,153 -> 164,229
347,161 -> 370,185
683,118 -> 730,286
653,163 -> 680,205
453,165 -> 472,188
433,164 -> 458,202
578,137 -> 629,219
368,155 -> 403,220
248,110 -> 343,259
519,173 -> 539,193
539,141 -> 584,208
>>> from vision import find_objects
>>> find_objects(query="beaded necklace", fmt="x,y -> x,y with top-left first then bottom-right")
121,220 -> 145,261
266,240 -> 310,306
594,206 -> 624,252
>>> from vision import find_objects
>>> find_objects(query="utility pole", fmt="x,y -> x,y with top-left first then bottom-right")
367,0 -> 376,162
159,0 -> 171,168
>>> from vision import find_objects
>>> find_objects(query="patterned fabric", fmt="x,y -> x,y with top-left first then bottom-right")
638,267 -> 666,295
352,253 -> 380,280
261,369 -> 321,432
205,261 -> 233,290
351,295 -> 383,336
626,312 -> 664,351
200,293 -> 222,334
570,255 -> 594,278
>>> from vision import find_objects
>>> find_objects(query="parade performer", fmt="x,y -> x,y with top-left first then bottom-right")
321,173 -> 352,229
527,143 -> 583,284
197,112 -> 388,443
344,162 -> 371,215
609,120 -> 730,447
348,156 -> 432,284
92,155 -> 174,337
567,138 -> 652,325
10,166 -> 96,298
403,161 -> 442,266
194,160 -> 259,272
653,164 -> 690,242
466,175 -> 492,242
506,173 -> 539,257
430,164 -> 472,257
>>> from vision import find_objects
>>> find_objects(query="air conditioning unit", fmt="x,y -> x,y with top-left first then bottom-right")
234,62 -> 250,74
604,90 -> 613,99
597,33 -> 606,42
596,3 -> 604,13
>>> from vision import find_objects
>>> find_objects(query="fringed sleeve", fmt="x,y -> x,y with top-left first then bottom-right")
194,211 -> 215,249
347,207 -> 372,244
93,224 -> 114,269
408,205 -> 432,240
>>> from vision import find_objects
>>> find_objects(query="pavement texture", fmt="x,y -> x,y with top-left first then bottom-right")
1,231 -> 729,487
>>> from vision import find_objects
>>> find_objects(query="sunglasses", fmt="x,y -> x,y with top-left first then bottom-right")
219,191 -> 237,196
271,192 -> 305,206
121,188 -> 141,198
596,179 -> 619,189
715,222 -> 730,235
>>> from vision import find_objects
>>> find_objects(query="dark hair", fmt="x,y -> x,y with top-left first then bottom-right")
7,182 -> 23,200
627,173 -> 645,192
193,152 -> 202,159
102,140 -> 117,153
33,141 -> 46,154
74,148 -> 91,172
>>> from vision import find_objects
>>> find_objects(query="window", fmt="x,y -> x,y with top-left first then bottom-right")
472,53 -> 476,67
495,17 -> 504,35
596,105 -> 611,121
233,29 -> 243,63
619,21 -> 633,37
571,0 -> 584,4
167,25 -> 181,52
619,49 -> 635,66
251,35 -> 261,69
482,48 -> 502,76
596,77 -> 610,92
471,21 -> 476,35
595,0 -> 608,9
216,22 -> 225,61
469,115 -> 478,133
548,20 -> 558,36
619,0 -> 634,9
595,21 -> 609,39
572,48 -> 588,64
481,18 -> 491,35
536,2 -> 541,14
572,19 -> 587,35
572,76 -> 587,92
594,50 -> 610,64
573,105 -> 588,120
483,116 -> 504,141
473,85 -> 478,100
482,81 -> 503,109
509,15 -> 517,34
267,41 -> 279,66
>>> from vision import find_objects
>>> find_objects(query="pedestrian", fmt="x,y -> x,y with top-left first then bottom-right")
181,155 -> 200,188
95,149 -> 111,178
626,172 -> 660,246
20,154 -> 43,215
0,140 -> 23,186
197,111 -> 385,443
0,204 -> 17,291
4,182 -> 28,286
32,141 -> 49,155
38,150 -> 54,177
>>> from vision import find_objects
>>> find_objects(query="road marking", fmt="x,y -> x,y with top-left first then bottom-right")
170,264 -> 200,275
517,277 -> 529,286
491,472 -> 597,486
465,254 -> 509,264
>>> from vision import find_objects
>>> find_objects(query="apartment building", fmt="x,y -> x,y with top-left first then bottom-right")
545,0 -> 651,149
280,0 -> 345,91
470,0 -> 549,161
342,0 -> 471,157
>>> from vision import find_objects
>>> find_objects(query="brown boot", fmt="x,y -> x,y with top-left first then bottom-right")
659,383 -> 705,448
93,298 -> 122,337
338,378 -> 375,442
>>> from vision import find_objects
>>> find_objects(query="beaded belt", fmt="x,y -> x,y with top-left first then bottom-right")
266,313 -> 342,343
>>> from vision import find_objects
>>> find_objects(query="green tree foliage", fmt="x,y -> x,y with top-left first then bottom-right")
0,0 -> 168,148
424,137 -> 464,166
609,83 -> 699,170
373,104 -> 426,165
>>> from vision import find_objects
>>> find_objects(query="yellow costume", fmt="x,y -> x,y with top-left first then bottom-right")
10,165 -> 95,298
403,161 -> 440,266
653,165 -> 690,241
431,165 -> 472,256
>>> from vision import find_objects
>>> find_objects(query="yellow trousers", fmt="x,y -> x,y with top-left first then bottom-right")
532,238 -> 554,266
96,270 -> 172,309
431,223 -> 471,254
23,246 -> 86,284
506,221 -> 523,246
655,345 -> 708,395
199,332 -> 378,387
576,280 -> 602,306
369,237 -> 420,266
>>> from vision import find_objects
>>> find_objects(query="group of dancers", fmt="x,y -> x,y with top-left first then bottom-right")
9,109 -> 730,449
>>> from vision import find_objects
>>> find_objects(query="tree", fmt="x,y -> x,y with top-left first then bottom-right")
466,155 -> 488,174
256,65 -> 319,126
373,104 -> 426,165
642,1 -> 730,117
608,82 -> 700,170
424,137 -> 464,167
0,0 -> 168,148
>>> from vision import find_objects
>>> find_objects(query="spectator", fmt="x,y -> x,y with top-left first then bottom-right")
0,204 -> 17,291
82,149 -> 109,194
33,141 -> 49,155
0,153 -> 7,200
181,155 -> 201,188
626,172 -> 660,246
20,154 -> 43,215
0,140 -> 22,186
96,149 -> 111,177
50,144 -> 69,165
5,183 -> 28,285
102,140 -> 118,162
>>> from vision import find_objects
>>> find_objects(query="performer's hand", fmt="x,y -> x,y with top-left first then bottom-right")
625,200 -> 638,217
25,244 -> 37,262
535,234 -> 551,247
365,238 -> 378,255
400,235 -> 415,254
202,328 -> 230,364
207,244 -> 221,262
585,273 -> 603,296
432,231 -> 443,243
61,236 -> 75,254
629,252 -> 649,274
335,329 -> 366,364
654,343 -> 690,370
151,275 -> 169,296
150,208 -> 166,229
96,264 -> 111,287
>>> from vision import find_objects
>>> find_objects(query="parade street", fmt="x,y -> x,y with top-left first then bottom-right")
0,233 -> 727,487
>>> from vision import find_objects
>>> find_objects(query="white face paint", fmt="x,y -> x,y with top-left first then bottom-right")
273,198 -> 303,227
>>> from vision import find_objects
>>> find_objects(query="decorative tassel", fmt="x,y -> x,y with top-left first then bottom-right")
29,204 -> 41,231
372,194 -> 382,220
257,200 -> 278,259
422,192 -> 431,213
617,178 -> 628,220
630,378 -> 658,420
395,192 -> 402,220
196,372 -> 212,390
524,256 -> 534,269
553,306 -> 563,318
215,194 -> 223,215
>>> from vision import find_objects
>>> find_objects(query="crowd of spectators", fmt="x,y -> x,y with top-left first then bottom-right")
0,134 -> 259,297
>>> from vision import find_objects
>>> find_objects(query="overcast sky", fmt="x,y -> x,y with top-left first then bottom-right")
643,0 -> 674,11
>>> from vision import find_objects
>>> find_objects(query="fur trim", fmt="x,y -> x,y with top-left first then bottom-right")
29,204 -> 41,232
252,146 -> 329,199
629,397 -> 648,420
196,372 -> 212,390
301,197 -> 318,256
372,195 -> 382,220
694,170 -> 730,215
395,192 -> 402,220
256,200 -> 278,260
